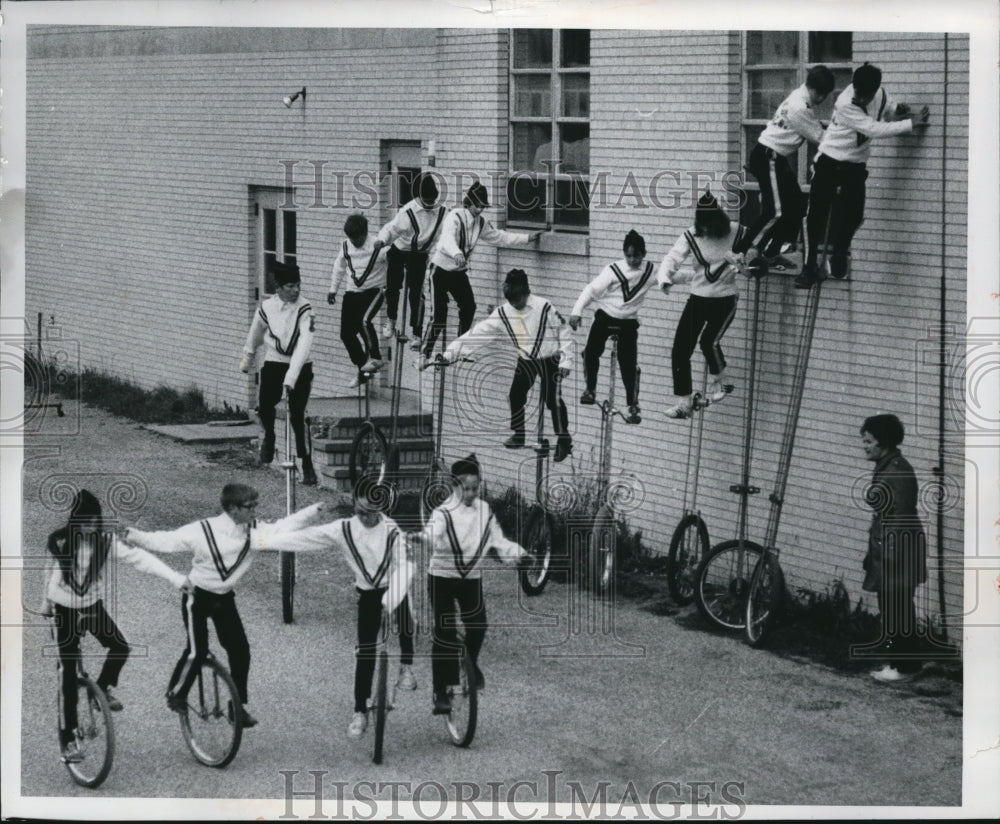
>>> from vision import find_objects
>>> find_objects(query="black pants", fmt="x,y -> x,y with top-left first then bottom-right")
259,361 -> 312,458
428,575 -> 486,692
806,154 -> 868,267
423,266 -> 476,356
385,247 -> 429,336
354,588 -> 416,712
671,294 -> 738,397
510,355 -> 571,446
582,310 -> 640,406
876,582 -> 921,673
168,588 -> 251,705
742,144 -> 807,258
54,601 -> 130,746
341,288 -> 384,367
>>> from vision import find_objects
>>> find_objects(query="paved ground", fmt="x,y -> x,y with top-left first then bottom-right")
14,401 -> 965,813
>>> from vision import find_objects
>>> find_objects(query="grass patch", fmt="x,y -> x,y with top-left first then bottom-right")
35,359 -> 246,425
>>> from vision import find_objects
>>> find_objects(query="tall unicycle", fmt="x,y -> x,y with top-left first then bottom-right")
666,362 -> 726,605
349,370 -> 394,487
519,384 -> 554,596
587,335 -> 638,596
695,256 -> 765,630
420,332 -> 462,526
280,392 -> 297,624
743,210 -> 833,646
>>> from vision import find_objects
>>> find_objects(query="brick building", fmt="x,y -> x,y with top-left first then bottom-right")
24,26 -> 967,624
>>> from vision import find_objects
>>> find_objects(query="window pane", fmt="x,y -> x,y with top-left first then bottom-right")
553,178 -> 589,229
264,251 -> 277,294
507,175 -> 547,225
561,29 -> 590,67
561,73 -> 590,117
558,123 -> 589,174
513,123 -> 553,172
263,208 -> 276,252
808,31 -> 852,63
282,210 -> 296,257
746,31 -> 798,65
747,69 -> 798,119
739,187 -> 762,230
514,75 -> 552,117
513,29 -> 552,68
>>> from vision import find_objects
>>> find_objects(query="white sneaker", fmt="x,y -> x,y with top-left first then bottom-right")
347,373 -> 365,389
360,358 -> 384,374
381,320 -> 395,339
409,338 -> 422,351
396,665 -> 417,691
347,711 -> 368,738
664,399 -> 693,419
870,665 -> 909,683
708,380 -> 728,402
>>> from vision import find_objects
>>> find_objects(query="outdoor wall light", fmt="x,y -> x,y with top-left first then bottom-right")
282,87 -> 306,108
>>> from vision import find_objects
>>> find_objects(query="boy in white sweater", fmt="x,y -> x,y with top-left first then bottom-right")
411,454 -> 527,715
328,213 -> 390,387
265,483 -> 416,739
796,63 -> 929,287
569,229 -> 659,424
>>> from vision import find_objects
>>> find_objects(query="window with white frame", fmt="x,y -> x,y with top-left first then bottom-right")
508,29 -> 590,232
741,31 -> 853,224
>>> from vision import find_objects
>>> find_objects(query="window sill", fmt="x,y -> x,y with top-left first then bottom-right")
500,232 -> 589,257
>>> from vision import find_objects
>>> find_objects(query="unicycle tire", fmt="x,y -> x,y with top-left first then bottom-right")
588,505 -> 616,596
349,422 -> 391,486
694,539 -> 764,631
519,507 -> 553,596
62,676 -> 116,788
178,656 -> 243,768
666,514 -> 710,606
744,551 -> 786,647
372,648 -> 389,764
444,644 -> 477,748
280,550 -> 296,624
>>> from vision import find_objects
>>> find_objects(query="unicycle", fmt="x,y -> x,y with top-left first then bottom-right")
51,617 -> 115,788
280,393 -> 297,623
371,608 -> 393,764
349,376 -> 393,486
666,366 -> 717,605
586,335 -> 638,595
177,651 -> 243,768
519,384 -> 555,596
442,631 -> 478,748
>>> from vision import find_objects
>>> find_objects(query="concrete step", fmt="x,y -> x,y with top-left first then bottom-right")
318,438 -> 434,469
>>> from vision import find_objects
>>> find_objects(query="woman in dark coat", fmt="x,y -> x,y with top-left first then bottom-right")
859,414 -> 927,681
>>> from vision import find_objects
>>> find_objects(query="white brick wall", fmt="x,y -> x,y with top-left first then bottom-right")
25,27 -> 967,623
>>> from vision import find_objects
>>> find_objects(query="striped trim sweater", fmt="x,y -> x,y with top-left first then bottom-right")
243,294 -> 315,386
429,207 -> 533,271
420,496 -> 525,580
442,294 -> 573,368
377,198 -> 448,254
816,85 -> 913,165
330,234 -> 390,294
757,83 -> 826,157
126,504 -> 322,594
571,258 -> 658,321
656,226 -> 747,299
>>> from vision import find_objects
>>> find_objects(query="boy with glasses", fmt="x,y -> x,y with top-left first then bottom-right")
123,483 -> 323,727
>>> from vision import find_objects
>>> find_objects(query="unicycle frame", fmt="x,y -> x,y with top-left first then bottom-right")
50,615 -> 116,789
280,393 -> 296,624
